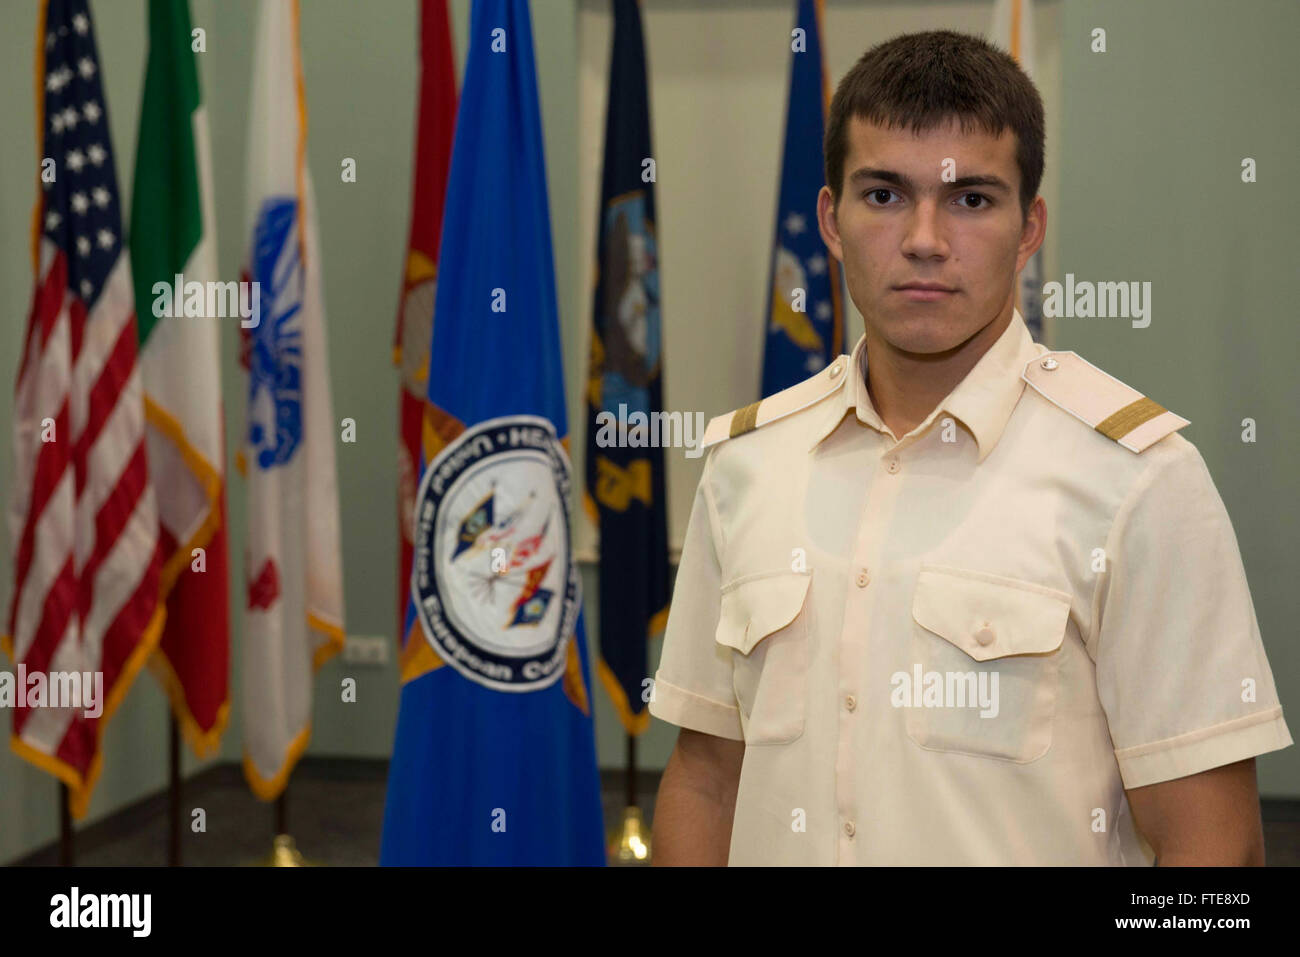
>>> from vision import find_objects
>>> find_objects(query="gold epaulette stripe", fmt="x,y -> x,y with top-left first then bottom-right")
701,355 -> 851,450
730,401 -> 761,438
1095,397 -> 1166,441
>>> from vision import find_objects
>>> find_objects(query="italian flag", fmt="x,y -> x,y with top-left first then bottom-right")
130,0 -> 230,757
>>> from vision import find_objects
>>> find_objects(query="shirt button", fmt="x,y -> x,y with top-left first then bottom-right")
974,623 -> 996,646
845,694 -> 857,711
855,568 -> 870,587
844,821 -> 856,838
885,458 -> 900,474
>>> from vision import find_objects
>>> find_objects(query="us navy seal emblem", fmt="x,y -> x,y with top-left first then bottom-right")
411,414 -> 581,692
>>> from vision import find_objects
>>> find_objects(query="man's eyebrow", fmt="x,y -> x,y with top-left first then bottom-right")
848,167 -> 1013,194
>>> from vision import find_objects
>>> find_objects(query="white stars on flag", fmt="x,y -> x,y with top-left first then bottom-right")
46,66 -> 73,93
783,211 -> 807,235
806,253 -> 827,276
42,1 -> 121,308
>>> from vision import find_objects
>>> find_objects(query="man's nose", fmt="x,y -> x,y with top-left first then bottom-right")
899,200 -> 949,259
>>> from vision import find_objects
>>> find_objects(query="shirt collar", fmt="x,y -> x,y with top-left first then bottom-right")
809,308 -> 1042,462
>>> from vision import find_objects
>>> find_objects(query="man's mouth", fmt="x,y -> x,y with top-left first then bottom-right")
893,282 -> 956,302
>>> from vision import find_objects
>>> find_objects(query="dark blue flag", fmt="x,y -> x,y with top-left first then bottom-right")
582,0 -> 670,737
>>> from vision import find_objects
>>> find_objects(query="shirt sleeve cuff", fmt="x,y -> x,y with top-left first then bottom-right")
648,675 -> 744,741
1114,707 -> 1293,789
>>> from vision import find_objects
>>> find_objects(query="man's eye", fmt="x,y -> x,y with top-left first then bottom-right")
958,192 -> 990,209
863,188 -> 896,205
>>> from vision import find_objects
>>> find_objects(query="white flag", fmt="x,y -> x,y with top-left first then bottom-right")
240,0 -> 345,799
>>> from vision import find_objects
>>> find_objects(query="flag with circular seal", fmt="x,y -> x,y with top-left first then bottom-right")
381,0 -> 605,866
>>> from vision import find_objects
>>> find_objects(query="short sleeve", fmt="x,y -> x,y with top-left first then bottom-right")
1094,439 -> 1293,789
648,452 -> 743,740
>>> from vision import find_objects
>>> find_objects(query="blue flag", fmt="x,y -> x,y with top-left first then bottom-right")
760,0 -> 844,396
583,0 -> 670,738
380,0 -> 606,866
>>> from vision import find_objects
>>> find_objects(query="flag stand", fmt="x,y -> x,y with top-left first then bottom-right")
259,790 -> 311,866
168,716 -> 181,865
59,784 -> 74,865
611,734 -> 650,864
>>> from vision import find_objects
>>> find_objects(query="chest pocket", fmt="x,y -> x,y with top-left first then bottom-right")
715,571 -> 812,746
906,564 -> 1071,763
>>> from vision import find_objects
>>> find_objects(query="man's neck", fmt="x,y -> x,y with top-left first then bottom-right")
864,306 -> 1014,439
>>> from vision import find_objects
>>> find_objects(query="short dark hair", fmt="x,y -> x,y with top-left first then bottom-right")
824,30 -> 1045,219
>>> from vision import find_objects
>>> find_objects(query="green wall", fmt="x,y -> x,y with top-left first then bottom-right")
1054,0 -> 1298,800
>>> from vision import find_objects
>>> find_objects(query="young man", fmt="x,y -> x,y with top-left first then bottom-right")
648,30 -> 1291,866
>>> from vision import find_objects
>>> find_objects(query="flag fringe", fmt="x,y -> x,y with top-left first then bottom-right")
308,612 -> 345,668
241,722 -> 311,802
146,649 -> 229,759
9,601 -> 167,819
399,621 -> 444,685
142,397 -> 229,755
597,658 -> 650,736
144,395 -> 223,594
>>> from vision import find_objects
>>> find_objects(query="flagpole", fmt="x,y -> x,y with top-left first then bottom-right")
612,733 -> 650,864
260,787 -> 310,866
168,716 -> 181,865
59,784 -> 73,865
625,734 -> 637,809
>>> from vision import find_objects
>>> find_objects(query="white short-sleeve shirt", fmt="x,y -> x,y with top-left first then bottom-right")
650,309 -> 1292,865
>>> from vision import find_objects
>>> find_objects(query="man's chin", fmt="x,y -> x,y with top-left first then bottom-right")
871,312 -> 971,358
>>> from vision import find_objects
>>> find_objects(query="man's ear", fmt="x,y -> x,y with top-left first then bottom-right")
1016,195 -> 1047,272
817,185 -> 844,263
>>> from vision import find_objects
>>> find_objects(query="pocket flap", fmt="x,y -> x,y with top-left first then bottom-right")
715,572 -> 811,656
912,564 -> 1070,661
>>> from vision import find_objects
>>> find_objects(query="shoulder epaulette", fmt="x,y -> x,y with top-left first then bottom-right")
702,354 -> 850,450
1021,351 -> 1189,453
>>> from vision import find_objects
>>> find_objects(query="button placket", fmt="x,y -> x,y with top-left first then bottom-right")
836,439 -> 907,865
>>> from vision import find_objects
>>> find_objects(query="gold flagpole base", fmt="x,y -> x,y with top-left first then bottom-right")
258,833 -> 314,867
609,805 -> 651,865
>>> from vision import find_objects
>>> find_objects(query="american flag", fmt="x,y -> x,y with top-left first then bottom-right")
5,0 -> 163,818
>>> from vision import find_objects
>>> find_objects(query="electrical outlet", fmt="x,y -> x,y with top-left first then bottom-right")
343,635 -> 390,666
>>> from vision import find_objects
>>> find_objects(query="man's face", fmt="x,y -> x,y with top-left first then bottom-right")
818,115 -> 1045,355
